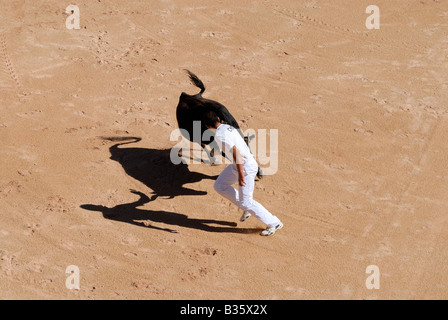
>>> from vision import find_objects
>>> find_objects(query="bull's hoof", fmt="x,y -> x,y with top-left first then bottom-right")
209,157 -> 218,165
257,167 -> 264,179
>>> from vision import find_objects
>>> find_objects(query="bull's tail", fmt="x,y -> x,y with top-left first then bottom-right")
185,69 -> 205,95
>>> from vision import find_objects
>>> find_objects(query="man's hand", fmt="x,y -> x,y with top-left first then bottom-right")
238,172 -> 246,187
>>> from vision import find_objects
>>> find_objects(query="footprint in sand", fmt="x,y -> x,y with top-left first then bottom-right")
285,286 -> 309,297
0,249 -> 18,276
45,195 -> 73,213
131,279 -> 166,295
120,233 -> 142,246
0,180 -> 23,197
23,223 -> 41,236
200,31 -> 230,39
26,258 -> 46,273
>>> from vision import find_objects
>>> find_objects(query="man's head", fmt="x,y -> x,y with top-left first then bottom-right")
202,110 -> 221,129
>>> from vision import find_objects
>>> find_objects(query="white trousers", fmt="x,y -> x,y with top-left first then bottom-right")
214,160 -> 281,227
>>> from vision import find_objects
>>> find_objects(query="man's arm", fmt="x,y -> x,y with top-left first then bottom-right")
232,146 -> 246,187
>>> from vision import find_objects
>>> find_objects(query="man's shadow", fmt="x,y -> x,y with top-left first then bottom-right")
103,136 -> 217,200
81,190 -> 259,234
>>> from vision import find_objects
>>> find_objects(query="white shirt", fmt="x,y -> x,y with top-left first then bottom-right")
214,124 -> 255,165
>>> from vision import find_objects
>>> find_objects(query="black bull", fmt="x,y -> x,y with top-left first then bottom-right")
176,70 -> 263,179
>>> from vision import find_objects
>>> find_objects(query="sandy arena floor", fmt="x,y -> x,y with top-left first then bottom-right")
0,0 -> 447,299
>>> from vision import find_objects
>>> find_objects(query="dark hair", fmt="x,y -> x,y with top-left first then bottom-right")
202,110 -> 220,128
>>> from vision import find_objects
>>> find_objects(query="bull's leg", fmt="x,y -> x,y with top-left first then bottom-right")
201,142 -> 218,164
256,167 -> 264,179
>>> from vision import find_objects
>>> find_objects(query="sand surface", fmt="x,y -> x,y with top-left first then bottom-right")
1,0 -> 448,299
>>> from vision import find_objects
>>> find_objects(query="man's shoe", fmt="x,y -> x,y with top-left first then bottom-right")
261,222 -> 283,236
240,211 -> 251,222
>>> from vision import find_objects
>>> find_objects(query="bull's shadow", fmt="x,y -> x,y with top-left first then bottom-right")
81,190 -> 259,234
103,136 -> 217,200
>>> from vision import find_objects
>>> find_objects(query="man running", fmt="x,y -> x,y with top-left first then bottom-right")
202,110 -> 283,236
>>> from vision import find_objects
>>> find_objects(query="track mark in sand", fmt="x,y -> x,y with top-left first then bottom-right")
301,214 -> 358,238
131,279 -> 167,295
273,8 -> 360,36
273,7 -> 421,52
32,195 -> 73,214
0,33 -> 22,92
0,249 -> 18,276
0,180 -> 23,198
